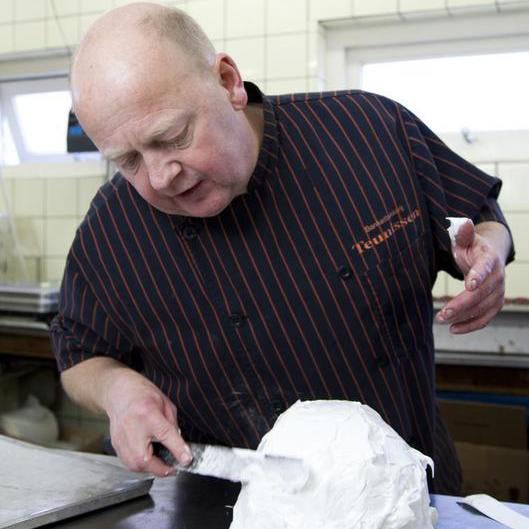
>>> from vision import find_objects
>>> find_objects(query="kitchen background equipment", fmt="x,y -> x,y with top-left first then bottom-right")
0,394 -> 58,445
0,283 -> 59,314
0,282 -> 59,337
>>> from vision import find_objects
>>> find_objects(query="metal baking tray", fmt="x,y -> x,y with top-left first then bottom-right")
0,283 -> 60,314
0,435 -> 153,529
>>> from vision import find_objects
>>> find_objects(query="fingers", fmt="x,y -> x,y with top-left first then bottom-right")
111,425 -> 172,477
143,451 -> 175,477
435,266 -> 505,334
436,278 -> 493,323
450,219 -> 475,276
113,417 -> 191,477
463,244 -> 498,292
451,223 -> 497,279
453,219 -> 475,249
108,386 -> 191,477
449,295 -> 504,334
136,437 -> 176,477
151,421 -> 193,468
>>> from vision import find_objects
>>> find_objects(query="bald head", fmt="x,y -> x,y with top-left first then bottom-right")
71,2 -> 216,117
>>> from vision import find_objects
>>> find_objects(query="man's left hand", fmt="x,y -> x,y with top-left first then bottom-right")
435,220 -> 510,334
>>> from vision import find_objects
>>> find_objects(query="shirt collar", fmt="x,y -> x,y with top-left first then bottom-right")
244,81 -> 279,193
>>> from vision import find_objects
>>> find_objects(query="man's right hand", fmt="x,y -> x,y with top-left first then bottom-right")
61,357 -> 192,477
103,367 -> 193,476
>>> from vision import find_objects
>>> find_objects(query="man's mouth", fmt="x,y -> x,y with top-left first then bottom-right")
177,180 -> 203,197
175,180 -> 213,203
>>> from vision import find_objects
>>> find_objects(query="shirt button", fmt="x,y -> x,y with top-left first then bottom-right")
338,265 -> 352,279
375,353 -> 389,368
182,225 -> 198,241
229,312 -> 247,327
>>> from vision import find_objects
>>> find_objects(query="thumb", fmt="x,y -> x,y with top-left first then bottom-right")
453,218 -> 475,249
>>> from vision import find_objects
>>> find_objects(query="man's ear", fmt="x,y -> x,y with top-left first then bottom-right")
215,53 -> 247,110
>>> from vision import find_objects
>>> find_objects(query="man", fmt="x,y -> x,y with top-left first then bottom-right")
51,2 -> 513,494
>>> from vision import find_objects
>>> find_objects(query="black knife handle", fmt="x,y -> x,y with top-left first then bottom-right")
152,442 -> 177,466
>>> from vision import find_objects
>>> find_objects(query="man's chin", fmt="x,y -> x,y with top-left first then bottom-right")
153,194 -> 231,218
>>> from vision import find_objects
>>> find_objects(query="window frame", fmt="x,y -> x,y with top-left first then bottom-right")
1,74 -> 72,164
0,52 -> 101,166
324,7 -> 529,90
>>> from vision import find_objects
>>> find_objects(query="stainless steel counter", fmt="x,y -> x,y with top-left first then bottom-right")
433,303 -> 529,368
42,473 -> 529,529
44,473 -> 240,529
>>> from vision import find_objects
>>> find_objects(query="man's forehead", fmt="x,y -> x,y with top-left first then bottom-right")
102,107 -> 193,160
72,28 -> 199,106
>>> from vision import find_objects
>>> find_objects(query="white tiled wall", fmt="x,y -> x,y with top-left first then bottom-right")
0,0 -> 528,297
0,164 -> 105,283
400,0 -> 446,11
354,0 -> 399,17
226,0 -> 265,38
498,163 -> 529,299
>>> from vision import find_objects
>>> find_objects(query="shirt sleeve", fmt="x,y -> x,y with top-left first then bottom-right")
394,103 -> 515,279
50,252 -> 137,372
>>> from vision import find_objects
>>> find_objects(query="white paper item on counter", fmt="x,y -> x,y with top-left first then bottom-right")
460,494 -> 529,529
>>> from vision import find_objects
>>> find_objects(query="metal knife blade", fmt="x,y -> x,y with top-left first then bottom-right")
154,442 -> 309,490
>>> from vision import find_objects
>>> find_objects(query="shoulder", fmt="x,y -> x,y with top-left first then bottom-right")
267,89 -> 408,146
78,172 -> 133,227
268,89 -> 406,134
72,172 -> 136,254
270,89 -> 401,115
87,172 -> 129,212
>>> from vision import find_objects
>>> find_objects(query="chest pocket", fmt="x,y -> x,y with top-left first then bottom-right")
362,234 -> 432,361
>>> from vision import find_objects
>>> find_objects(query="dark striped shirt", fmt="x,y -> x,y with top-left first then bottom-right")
51,83 -> 512,495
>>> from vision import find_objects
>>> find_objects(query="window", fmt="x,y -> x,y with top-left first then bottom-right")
324,7 -> 529,158
13,90 -> 72,155
0,75 -> 100,165
361,51 -> 529,134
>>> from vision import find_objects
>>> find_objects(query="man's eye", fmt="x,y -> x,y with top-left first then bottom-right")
166,126 -> 192,148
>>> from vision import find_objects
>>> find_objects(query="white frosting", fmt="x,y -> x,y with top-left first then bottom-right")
230,400 -> 436,529
446,217 -> 472,245
190,445 -> 309,491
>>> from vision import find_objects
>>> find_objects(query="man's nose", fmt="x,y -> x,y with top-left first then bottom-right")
144,153 -> 181,191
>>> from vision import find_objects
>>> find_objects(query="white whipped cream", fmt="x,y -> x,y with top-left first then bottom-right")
230,400 -> 437,529
446,217 -> 472,245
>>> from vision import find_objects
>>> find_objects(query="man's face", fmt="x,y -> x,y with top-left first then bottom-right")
76,59 -> 255,217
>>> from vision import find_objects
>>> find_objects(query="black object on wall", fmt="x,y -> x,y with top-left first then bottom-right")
66,110 -> 97,152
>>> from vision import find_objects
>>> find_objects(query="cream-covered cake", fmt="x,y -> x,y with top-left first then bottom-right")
230,400 -> 437,529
